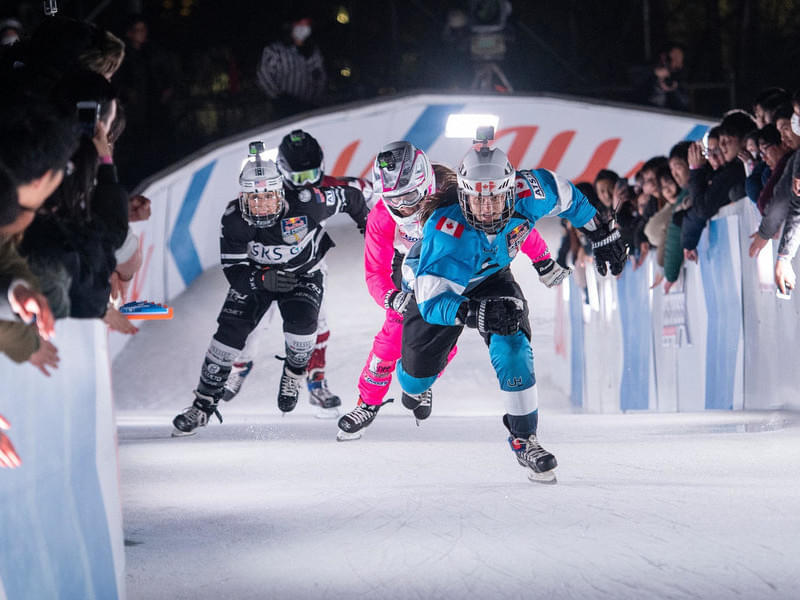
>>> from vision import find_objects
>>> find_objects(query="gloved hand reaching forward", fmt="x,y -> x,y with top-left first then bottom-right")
458,296 -> 525,336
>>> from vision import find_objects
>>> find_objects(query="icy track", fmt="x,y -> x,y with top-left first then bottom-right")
114,216 -> 800,600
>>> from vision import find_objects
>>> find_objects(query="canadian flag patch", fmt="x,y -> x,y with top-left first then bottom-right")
436,216 -> 465,238
515,177 -> 532,199
436,217 -> 464,238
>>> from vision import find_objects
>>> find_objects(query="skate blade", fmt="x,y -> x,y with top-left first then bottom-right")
171,428 -> 197,438
315,406 -> 340,419
527,469 -> 557,485
336,429 -> 362,442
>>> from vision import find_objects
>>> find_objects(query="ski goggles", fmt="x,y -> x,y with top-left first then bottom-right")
384,188 -> 423,209
287,167 -> 321,186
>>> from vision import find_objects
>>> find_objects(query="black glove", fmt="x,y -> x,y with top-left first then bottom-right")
458,296 -> 525,336
384,290 -> 413,315
261,268 -> 298,293
582,226 -> 628,277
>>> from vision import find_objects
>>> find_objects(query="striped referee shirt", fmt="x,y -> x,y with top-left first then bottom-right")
256,41 -> 327,103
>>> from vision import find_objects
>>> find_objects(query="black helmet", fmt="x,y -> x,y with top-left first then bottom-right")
277,129 -> 324,188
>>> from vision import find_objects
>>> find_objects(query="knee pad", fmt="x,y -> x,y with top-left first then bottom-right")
284,331 -> 316,370
396,360 -> 437,395
489,330 -> 535,391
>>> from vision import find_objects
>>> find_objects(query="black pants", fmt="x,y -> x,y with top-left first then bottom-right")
198,272 -> 324,397
214,271 -> 323,348
401,267 -> 531,379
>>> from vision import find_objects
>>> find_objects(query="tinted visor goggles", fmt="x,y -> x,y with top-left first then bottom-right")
384,188 -> 423,210
288,167 -> 322,186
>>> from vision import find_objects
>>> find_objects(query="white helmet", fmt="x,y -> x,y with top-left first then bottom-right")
373,141 -> 435,215
456,141 -> 515,233
238,151 -> 285,228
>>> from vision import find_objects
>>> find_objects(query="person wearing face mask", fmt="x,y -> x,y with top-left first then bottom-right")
256,15 -> 328,120
0,18 -> 22,46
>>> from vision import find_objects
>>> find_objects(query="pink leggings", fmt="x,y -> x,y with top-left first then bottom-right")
358,311 -> 457,405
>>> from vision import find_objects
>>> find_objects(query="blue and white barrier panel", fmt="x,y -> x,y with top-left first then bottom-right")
0,319 -> 125,600
567,198 -> 800,412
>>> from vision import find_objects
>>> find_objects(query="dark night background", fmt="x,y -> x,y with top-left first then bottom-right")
3,0 -> 800,185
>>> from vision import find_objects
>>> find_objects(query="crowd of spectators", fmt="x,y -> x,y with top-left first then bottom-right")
0,15 -> 154,468
559,86 -> 800,299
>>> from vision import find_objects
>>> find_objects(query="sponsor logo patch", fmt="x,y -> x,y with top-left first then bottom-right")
281,215 -> 308,244
323,188 -> 344,206
522,171 -> 546,199
298,188 -> 313,203
435,216 -> 465,238
505,222 -> 530,258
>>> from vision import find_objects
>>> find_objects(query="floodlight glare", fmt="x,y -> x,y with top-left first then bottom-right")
445,114 -> 500,138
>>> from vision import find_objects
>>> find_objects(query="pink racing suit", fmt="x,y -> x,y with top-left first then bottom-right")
358,200 -> 552,405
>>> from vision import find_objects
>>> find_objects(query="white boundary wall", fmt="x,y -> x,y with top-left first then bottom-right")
0,320 -> 125,600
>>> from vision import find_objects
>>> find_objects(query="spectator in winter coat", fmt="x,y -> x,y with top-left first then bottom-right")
645,166 -> 687,271
772,94 -> 800,294
661,142 -> 693,289
0,96 -> 75,372
682,111 -> 756,261
748,124 -> 795,258
20,72 -> 130,325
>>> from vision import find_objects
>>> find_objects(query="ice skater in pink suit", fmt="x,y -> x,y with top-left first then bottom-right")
336,141 -> 571,441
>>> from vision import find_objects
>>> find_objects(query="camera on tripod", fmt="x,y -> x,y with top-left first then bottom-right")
469,0 -> 511,61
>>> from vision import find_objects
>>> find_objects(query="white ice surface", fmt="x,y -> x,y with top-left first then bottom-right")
114,216 -> 800,599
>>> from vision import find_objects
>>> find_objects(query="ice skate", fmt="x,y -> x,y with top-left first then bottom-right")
172,391 -> 222,437
307,376 -> 341,419
277,364 -> 305,413
222,361 -> 254,401
401,389 -> 433,425
336,397 -> 389,441
507,434 -> 558,484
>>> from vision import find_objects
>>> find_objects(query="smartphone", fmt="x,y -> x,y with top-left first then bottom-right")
76,100 -> 99,137
776,288 -> 792,300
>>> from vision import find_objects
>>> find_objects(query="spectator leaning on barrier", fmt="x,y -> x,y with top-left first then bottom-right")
645,165 -> 686,272
747,124 -> 795,258
661,142 -> 694,289
668,141 -> 692,191
772,95 -> 800,294
256,14 -> 328,119
19,71 -> 130,327
682,111 -> 756,262
742,129 -> 769,204
0,96 -> 73,374
751,106 -> 800,259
